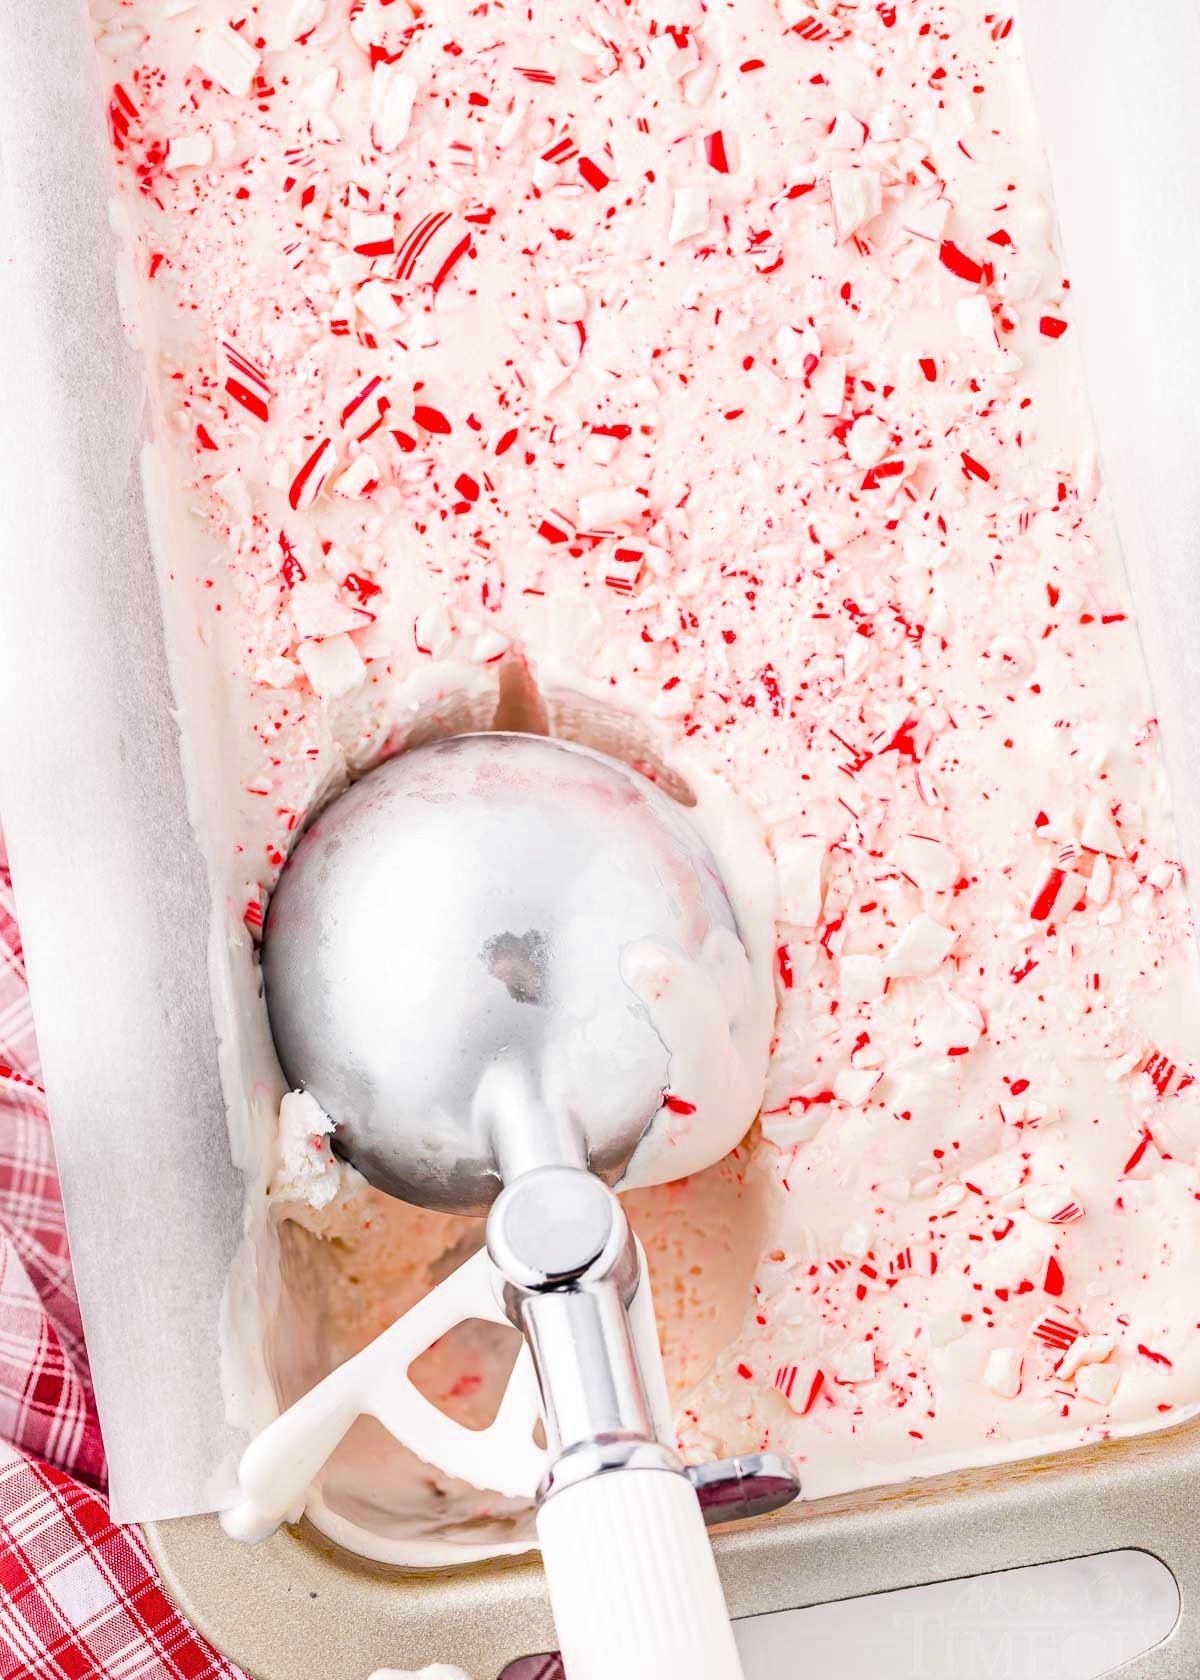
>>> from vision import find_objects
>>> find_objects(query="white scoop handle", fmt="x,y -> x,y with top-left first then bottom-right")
539,1467 -> 744,1680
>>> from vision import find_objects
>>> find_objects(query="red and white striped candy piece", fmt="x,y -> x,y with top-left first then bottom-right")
288,437 -> 336,511
773,1362 -> 825,1415
340,374 -> 390,440
394,210 -> 472,293
350,209 -> 394,257
1023,1183 -> 1085,1225
603,547 -> 642,595
1032,1313 -> 1082,1354
1138,1048 -> 1194,1099
223,339 -> 272,423
1028,864 -> 1087,924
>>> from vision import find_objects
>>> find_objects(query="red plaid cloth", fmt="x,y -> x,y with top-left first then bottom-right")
0,839 -> 244,1680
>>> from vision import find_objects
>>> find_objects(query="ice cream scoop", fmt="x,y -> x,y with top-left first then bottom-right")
253,733 -> 797,1680
263,730 -> 757,1209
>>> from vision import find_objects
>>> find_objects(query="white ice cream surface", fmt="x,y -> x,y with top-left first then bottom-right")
91,0 -> 1200,1562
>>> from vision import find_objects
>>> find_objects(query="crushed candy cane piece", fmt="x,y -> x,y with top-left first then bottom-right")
891,834 -> 959,893
833,1066 -> 882,1107
1076,1362 -> 1121,1405
194,24 -> 260,97
1023,1184 -> 1085,1225
1081,798 -> 1125,857
669,188 -> 709,245
296,634 -> 366,699
166,131 -> 213,170
984,1347 -> 1023,1398
927,1311 -> 966,1348
830,167 -> 882,242
885,913 -> 956,978
773,1362 -> 825,1414
838,953 -> 885,1002
1059,1334 -> 1115,1382
371,63 -> 417,150
546,282 -> 586,323
355,279 -> 403,328
835,1342 -> 876,1384
774,833 -> 826,926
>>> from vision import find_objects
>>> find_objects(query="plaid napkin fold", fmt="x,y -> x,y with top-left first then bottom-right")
0,841 -> 243,1680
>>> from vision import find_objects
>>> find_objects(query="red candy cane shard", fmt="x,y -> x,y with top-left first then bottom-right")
705,132 -> 730,174
108,83 -> 138,150
939,240 -> 984,284
579,157 -> 609,191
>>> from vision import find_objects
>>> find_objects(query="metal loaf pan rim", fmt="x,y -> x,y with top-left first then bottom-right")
146,1409 -> 1200,1680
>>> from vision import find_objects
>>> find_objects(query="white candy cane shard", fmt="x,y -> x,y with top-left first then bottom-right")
1058,1334 -> 1115,1382
832,1066 -> 881,1107
810,353 -> 846,414
284,0 -> 326,41
956,292 -> 998,352
296,634 -> 366,699
414,605 -> 455,658
830,167 -> 882,242
835,1342 -> 876,1384
927,1311 -> 966,1348
774,833 -> 826,926
838,954 -> 885,1002
546,282 -> 586,323
166,132 -> 213,170
885,913 -> 956,979
194,25 -> 261,97
983,1347 -> 1022,1398
845,414 -> 889,468
371,63 -> 417,150
578,486 -> 644,530
350,210 -> 394,257
355,279 -> 403,328
669,187 -> 709,245
334,451 -> 380,500
1076,1362 -> 1121,1405
1081,798 -> 1125,857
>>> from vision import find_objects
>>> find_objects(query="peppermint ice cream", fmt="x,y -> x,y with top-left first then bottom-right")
91,0 -> 1200,1560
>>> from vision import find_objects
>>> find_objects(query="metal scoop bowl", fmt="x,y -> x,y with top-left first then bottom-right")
263,731 -> 739,1212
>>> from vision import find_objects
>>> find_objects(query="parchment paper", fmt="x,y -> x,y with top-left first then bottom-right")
0,0 -> 1198,1530
0,2 -> 249,1522
1019,1 -> 1200,915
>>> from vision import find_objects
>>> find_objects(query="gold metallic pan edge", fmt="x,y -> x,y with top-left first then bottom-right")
148,1414 -> 1200,1680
